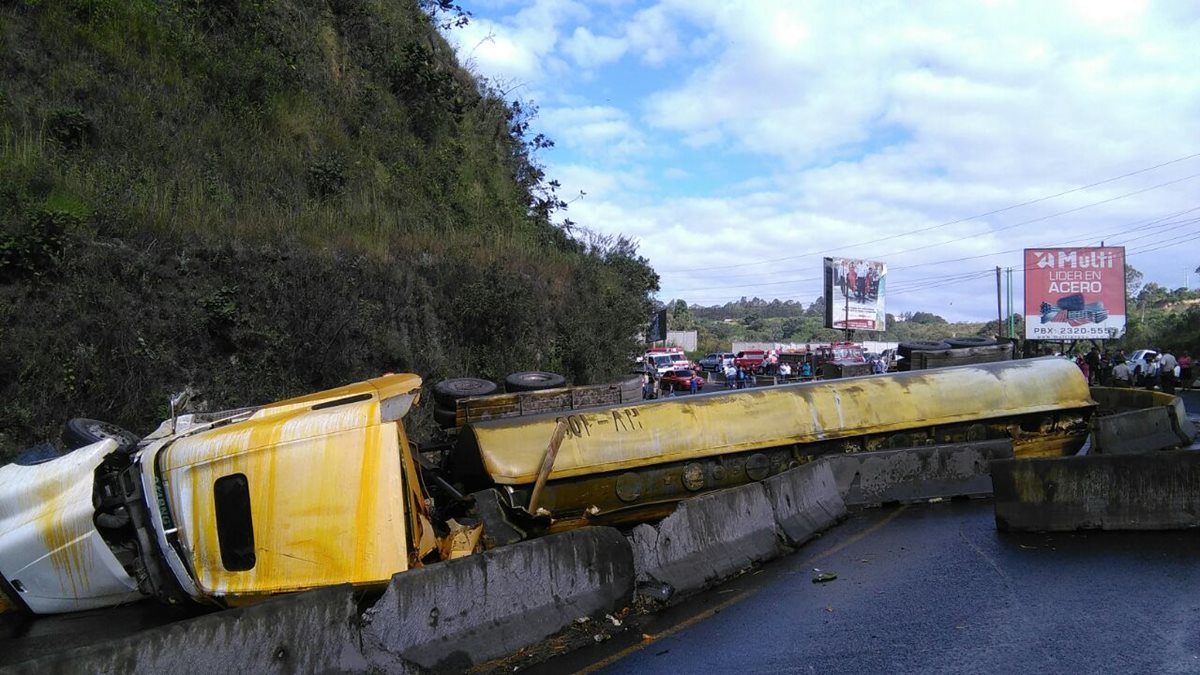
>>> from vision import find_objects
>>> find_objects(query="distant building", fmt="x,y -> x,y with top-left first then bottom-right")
666,330 -> 698,352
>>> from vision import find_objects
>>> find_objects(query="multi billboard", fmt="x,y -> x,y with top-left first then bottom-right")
824,257 -> 887,331
1023,247 -> 1125,341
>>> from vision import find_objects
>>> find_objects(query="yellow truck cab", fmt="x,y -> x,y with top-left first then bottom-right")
0,374 -> 434,614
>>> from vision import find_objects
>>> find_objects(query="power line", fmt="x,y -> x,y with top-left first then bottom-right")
668,205 -> 1200,293
670,222 -> 1199,305
661,151 -> 1200,274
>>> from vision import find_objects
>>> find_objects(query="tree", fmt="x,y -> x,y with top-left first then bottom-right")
669,298 -> 695,330
1125,265 -> 1144,299
909,312 -> 948,325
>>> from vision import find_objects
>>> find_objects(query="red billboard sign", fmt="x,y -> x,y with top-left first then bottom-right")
1024,247 -> 1125,340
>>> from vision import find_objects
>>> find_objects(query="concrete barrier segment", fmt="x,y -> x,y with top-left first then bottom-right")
992,452 -> 1200,532
360,526 -> 634,673
761,460 -> 847,547
825,440 -> 1014,507
1092,406 -> 1189,454
629,481 -> 780,598
0,585 -> 368,675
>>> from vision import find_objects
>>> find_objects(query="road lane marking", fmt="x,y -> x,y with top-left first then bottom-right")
574,505 -> 910,673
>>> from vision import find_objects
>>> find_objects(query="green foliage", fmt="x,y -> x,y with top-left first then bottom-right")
0,210 -> 74,281
907,311 -> 948,325
0,0 -> 658,461
46,107 -> 95,149
305,157 -> 347,200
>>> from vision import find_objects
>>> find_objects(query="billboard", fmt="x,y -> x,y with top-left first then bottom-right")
1024,247 -> 1125,340
824,257 -> 887,331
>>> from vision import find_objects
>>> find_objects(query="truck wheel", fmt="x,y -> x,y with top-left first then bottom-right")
433,405 -> 459,429
62,418 -> 140,453
504,371 -> 567,392
432,378 -> 498,408
945,337 -> 998,348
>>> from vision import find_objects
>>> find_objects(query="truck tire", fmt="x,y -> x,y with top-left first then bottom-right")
62,418 -> 140,453
945,337 -> 998,348
897,341 -> 952,362
432,378 -> 498,408
433,405 -> 459,429
504,371 -> 567,393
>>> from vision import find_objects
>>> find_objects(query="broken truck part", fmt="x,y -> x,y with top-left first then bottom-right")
1,358 -> 1095,615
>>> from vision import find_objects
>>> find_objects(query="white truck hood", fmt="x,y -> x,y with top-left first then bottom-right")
0,440 -> 142,614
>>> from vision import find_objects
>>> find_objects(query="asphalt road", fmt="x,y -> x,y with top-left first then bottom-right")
538,500 -> 1200,675
535,389 -> 1200,675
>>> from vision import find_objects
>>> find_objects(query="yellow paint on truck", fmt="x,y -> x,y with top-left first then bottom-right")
463,358 -> 1093,485
156,374 -> 429,603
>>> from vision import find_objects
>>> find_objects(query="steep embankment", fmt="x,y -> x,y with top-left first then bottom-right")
0,0 -> 658,458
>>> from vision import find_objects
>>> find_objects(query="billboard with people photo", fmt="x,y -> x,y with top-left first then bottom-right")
823,257 -> 887,331
1023,246 -> 1126,340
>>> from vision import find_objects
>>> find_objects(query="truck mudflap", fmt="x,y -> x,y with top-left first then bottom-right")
454,358 -> 1095,522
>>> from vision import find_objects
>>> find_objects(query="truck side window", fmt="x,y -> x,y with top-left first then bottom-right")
214,474 -> 256,571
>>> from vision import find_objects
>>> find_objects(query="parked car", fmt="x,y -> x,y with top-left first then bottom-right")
699,352 -> 735,371
1127,349 -> 1158,385
661,368 -> 704,393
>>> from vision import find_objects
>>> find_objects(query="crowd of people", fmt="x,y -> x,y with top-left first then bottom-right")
1074,347 -> 1194,394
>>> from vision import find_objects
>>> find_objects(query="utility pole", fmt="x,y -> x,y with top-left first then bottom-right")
1006,267 -> 1015,338
995,266 -> 1002,338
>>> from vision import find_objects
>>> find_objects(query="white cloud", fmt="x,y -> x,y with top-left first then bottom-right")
457,0 -> 1200,321
562,27 -> 627,68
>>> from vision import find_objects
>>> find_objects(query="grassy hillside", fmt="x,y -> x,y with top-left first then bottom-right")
0,0 -> 658,459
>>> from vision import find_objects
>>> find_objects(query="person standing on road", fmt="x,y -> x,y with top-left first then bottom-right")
1086,347 -> 1101,385
724,362 -> 737,389
1111,359 -> 1133,388
1178,351 -> 1193,390
1159,349 -> 1178,394
1142,353 -> 1159,390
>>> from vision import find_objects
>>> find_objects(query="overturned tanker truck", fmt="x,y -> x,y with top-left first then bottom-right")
0,358 -> 1095,615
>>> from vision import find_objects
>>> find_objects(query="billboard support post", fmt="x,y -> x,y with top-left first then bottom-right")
844,291 -> 850,341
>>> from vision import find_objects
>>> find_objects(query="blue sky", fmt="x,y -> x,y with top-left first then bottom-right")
444,0 -> 1200,322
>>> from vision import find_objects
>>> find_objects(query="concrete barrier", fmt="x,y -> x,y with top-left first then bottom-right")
825,440 -> 1013,507
992,452 -> 1200,531
1089,387 -> 1197,453
761,460 -> 847,546
361,526 -> 633,673
0,585 -> 367,675
630,481 -> 780,597
1092,406 -> 1190,454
